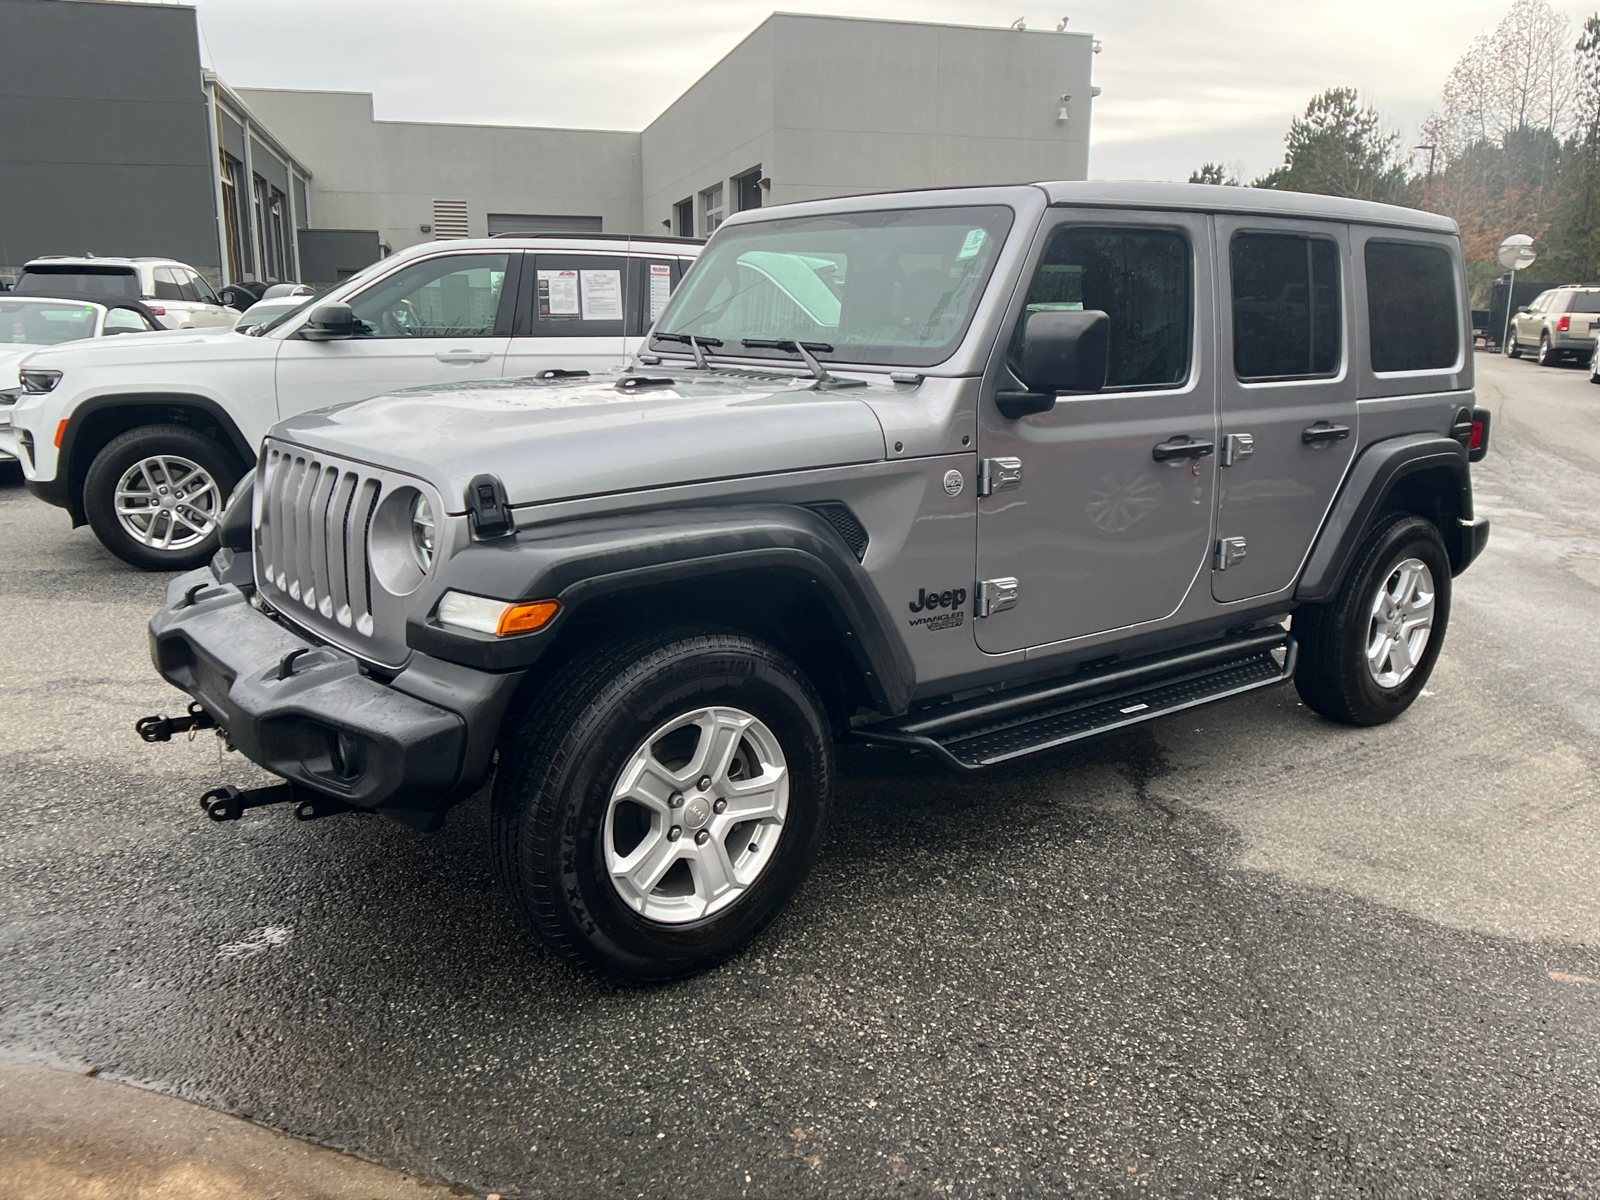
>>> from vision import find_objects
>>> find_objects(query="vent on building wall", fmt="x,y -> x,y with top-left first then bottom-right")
431,199 -> 469,239
487,213 -> 602,235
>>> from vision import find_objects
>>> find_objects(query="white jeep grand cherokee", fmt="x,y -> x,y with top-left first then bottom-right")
0,234 -> 699,569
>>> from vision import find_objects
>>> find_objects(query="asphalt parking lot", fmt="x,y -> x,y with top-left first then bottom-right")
3,348 -> 1599,1199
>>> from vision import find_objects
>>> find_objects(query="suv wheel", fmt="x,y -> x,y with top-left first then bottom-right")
1505,335 -> 1521,358
491,629 -> 834,982
83,424 -> 241,571
1292,514 -> 1451,726
1538,332 -> 1556,366
1589,343 -> 1600,383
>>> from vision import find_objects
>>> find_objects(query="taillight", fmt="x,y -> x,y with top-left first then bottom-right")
1558,315 -> 1571,332
1469,420 -> 1484,451
147,305 -> 166,316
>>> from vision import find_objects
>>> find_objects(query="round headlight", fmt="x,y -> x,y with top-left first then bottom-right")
410,493 -> 435,571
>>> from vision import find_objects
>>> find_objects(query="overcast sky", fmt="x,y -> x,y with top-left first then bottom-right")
185,0 -> 1600,182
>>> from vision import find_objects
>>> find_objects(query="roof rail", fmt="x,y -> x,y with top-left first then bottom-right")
489,231 -> 707,246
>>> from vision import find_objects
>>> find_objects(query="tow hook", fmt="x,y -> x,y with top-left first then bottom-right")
198,783 -> 361,823
135,702 -> 217,743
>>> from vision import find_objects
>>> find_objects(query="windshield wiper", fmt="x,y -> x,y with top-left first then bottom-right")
740,339 -> 865,390
652,333 -> 722,369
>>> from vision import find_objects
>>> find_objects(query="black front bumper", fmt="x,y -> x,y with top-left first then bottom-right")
149,568 -> 521,830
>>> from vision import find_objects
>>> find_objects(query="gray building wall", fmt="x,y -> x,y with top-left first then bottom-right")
640,14 -> 1094,233
0,0 -> 220,278
236,88 -> 643,256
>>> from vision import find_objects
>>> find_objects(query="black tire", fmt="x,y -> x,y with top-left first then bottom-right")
1505,336 -> 1521,358
82,424 -> 242,572
1538,333 -> 1555,366
491,629 -> 834,983
1293,514 -> 1452,727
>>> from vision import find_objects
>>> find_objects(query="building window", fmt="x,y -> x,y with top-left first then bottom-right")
674,198 -> 694,238
268,187 -> 288,280
735,168 -> 763,213
700,184 -> 724,236
252,175 -> 269,280
219,151 -> 249,280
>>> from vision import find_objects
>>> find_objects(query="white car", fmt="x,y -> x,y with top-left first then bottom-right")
2,234 -> 701,569
0,295 -> 166,461
12,256 -> 238,330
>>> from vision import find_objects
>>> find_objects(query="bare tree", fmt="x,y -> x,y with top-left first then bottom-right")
1425,0 -> 1574,155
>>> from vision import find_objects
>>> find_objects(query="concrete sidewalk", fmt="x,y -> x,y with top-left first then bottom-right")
0,1059 -> 456,1200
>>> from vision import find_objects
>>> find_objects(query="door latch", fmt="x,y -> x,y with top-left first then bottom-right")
978,457 -> 1024,496
1215,537 -> 1248,571
1222,433 -> 1254,467
976,577 -> 1020,617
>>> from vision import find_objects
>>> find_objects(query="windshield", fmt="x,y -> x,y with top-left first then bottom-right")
0,298 -> 101,345
654,205 -> 1014,368
15,268 -> 140,299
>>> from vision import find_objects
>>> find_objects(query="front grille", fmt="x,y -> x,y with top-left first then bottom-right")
255,441 -> 438,667
257,446 -> 383,636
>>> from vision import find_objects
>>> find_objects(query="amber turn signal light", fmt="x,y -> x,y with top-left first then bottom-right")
496,600 -> 561,635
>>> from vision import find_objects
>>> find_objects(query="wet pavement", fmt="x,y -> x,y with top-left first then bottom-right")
2,349 -> 1599,1198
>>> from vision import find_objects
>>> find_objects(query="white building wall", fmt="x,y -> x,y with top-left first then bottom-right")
236,88 -> 642,254
641,15 -> 1094,231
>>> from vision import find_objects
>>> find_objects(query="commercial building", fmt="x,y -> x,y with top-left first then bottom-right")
1,0 -> 1096,287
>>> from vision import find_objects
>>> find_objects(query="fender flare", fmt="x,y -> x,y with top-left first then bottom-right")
1295,433 -> 1476,604
57,392 -> 255,522
404,504 -> 915,715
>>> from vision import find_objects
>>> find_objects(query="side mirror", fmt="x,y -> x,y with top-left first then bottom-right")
299,302 -> 354,341
998,309 -> 1110,418
1516,306 -> 1533,314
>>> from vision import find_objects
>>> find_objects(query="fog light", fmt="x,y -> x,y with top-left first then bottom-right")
437,591 -> 560,636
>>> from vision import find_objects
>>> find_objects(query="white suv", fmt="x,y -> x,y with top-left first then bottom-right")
12,257 -> 237,330
1,235 -> 701,570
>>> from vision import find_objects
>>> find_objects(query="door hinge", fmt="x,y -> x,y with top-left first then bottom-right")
1216,537 -> 1248,571
978,457 -> 1023,497
1222,433 -> 1254,467
976,577 -> 1020,617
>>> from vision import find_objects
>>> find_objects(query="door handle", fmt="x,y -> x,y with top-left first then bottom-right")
1151,436 -> 1215,462
436,349 -> 493,364
1301,422 -> 1351,445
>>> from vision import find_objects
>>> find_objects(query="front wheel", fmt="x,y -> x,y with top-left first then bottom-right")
82,424 -> 242,571
1292,514 -> 1452,726
1505,336 -> 1521,358
491,629 -> 834,982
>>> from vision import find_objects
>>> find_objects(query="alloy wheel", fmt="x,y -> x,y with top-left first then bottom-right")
1365,557 -> 1436,689
112,454 -> 223,552
604,706 -> 789,924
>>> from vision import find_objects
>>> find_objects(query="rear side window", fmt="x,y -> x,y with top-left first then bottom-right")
15,268 -> 140,299
1366,241 -> 1460,372
1231,234 -> 1341,381
1021,227 -> 1192,390
522,254 -> 628,338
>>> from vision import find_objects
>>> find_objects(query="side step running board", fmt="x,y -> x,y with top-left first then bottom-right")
853,628 -> 1296,771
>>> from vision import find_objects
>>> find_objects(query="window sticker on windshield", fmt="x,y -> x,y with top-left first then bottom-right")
537,270 -> 580,317
649,263 -> 673,319
580,270 -> 624,321
957,229 -> 986,259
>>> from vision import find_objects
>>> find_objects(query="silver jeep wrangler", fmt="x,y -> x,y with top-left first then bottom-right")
144,183 -> 1491,981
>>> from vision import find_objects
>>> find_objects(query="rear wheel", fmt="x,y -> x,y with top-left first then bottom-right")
1293,515 -> 1451,726
1589,343 -> 1600,383
491,629 -> 834,982
83,424 -> 241,571
1538,333 -> 1556,366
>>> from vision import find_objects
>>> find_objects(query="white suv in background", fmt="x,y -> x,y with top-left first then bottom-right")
1,234 -> 701,570
12,257 -> 238,330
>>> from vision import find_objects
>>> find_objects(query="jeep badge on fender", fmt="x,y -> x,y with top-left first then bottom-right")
142,181 -> 1488,983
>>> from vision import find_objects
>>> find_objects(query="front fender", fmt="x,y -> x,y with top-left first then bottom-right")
404,505 -> 915,714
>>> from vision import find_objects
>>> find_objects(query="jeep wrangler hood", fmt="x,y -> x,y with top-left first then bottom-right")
275,371 -> 889,510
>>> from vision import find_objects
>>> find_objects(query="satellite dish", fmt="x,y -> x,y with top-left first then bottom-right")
1498,234 -> 1536,271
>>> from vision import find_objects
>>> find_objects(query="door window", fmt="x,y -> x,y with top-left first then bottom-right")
1366,241 -> 1460,372
187,271 -> 220,304
347,254 -> 511,338
1231,233 -> 1341,381
152,269 -> 184,302
521,254 -> 628,338
1019,227 -> 1191,390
